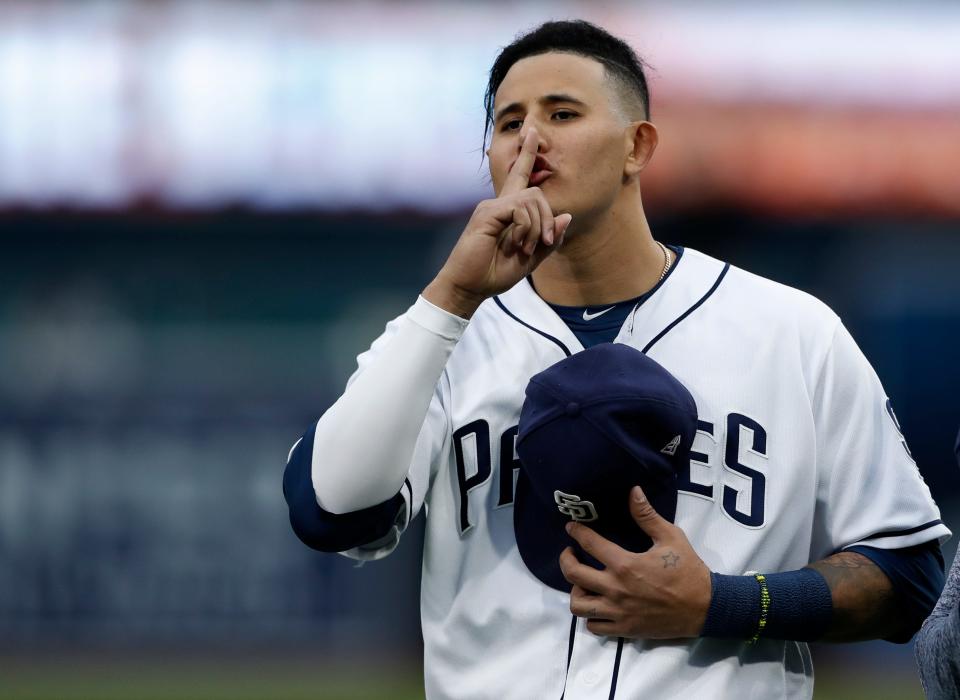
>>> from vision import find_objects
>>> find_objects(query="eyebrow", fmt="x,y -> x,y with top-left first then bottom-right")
494,94 -> 588,124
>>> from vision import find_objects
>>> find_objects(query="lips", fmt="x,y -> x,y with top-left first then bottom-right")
529,155 -> 554,186
506,154 -> 555,187
529,170 -> 553,186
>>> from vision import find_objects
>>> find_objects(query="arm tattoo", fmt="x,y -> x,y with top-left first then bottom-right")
807,551 -> 899,642
661,551 -> 680,568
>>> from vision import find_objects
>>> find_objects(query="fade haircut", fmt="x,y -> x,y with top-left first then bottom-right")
483,20 -> 651,150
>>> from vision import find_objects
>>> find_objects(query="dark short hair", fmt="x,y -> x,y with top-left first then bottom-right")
483,20 -> 651,150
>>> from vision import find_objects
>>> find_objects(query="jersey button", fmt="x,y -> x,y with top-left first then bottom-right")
577,670 -> 600,686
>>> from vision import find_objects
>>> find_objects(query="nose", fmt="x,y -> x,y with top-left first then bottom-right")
518,123 -> 547,153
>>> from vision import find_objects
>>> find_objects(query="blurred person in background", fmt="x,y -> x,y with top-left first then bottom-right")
283,19 -> 948,699
915,429 -> 960,699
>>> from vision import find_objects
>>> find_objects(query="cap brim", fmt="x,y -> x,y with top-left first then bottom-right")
513,465 -> 575,592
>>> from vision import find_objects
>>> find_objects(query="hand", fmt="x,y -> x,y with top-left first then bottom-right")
559,486 -> 712,639
423,127 -> 573,318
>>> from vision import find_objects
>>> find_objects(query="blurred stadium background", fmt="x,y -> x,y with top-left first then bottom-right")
1,1 -> 958,698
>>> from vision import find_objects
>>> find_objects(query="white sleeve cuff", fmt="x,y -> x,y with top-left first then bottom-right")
408,295 -> 471,341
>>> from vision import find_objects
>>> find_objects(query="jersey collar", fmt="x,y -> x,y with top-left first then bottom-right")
495,277 -> 585,356
617,248 -> 729,352
493,248 -> 729,357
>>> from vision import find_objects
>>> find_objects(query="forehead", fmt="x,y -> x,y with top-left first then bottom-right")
494,52 -> 611,108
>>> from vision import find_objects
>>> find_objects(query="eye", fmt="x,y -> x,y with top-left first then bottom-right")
553,110 -> 576,121
502,119 -> 523,132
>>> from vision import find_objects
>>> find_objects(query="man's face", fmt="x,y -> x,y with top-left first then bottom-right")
488,52 -> 635,222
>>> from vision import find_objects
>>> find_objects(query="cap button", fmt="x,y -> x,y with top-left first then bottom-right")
565,402 -> 580,417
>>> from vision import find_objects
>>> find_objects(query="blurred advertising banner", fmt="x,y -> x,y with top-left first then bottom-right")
0,0 -> 958,215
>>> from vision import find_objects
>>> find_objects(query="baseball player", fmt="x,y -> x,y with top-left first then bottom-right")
283,20 -> 949,699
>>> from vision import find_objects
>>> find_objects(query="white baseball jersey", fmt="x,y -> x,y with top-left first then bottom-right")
337,248 -> 949,699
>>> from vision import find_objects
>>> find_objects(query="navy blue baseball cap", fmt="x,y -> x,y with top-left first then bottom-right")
513,343 -> 698,592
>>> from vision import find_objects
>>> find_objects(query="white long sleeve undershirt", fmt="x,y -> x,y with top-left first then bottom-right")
311,295 -> 469,514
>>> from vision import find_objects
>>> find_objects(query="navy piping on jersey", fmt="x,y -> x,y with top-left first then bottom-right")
559,614 -> 577,700
641,262 -> 731,354
859,519 -> 944,542
494,296 -> 572,357
608,637 -> 625,700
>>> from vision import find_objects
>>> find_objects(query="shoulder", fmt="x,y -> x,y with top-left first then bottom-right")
689,249 -> 836,321
685,247 -> 841,340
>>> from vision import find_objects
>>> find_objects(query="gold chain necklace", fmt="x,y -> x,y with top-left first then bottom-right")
656,240 -> 672,283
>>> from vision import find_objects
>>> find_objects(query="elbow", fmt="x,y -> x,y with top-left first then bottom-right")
283,423 -> 405,552
887,544 -> 946,644
283,423 -> 346,552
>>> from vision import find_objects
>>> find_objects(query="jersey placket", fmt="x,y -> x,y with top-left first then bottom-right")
563,617 -> 625,699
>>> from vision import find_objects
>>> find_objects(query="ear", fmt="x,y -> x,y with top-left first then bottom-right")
623,121 -> 658,178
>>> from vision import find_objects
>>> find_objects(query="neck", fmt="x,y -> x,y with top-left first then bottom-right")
531,195 -> 668,306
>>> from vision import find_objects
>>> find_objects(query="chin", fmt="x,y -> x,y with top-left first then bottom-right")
540,187 -> 566,215
550,197 -> 579,222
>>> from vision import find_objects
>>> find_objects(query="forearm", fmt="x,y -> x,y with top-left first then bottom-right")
807,551 -> 900,642
703,547 -> 936,644
312,295 -> 467,513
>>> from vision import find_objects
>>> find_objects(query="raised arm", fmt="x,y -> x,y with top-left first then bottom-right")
297,128 -> 571,516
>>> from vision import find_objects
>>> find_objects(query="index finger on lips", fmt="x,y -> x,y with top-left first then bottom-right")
566,522 -> 628,568
500,128 -> 539,196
